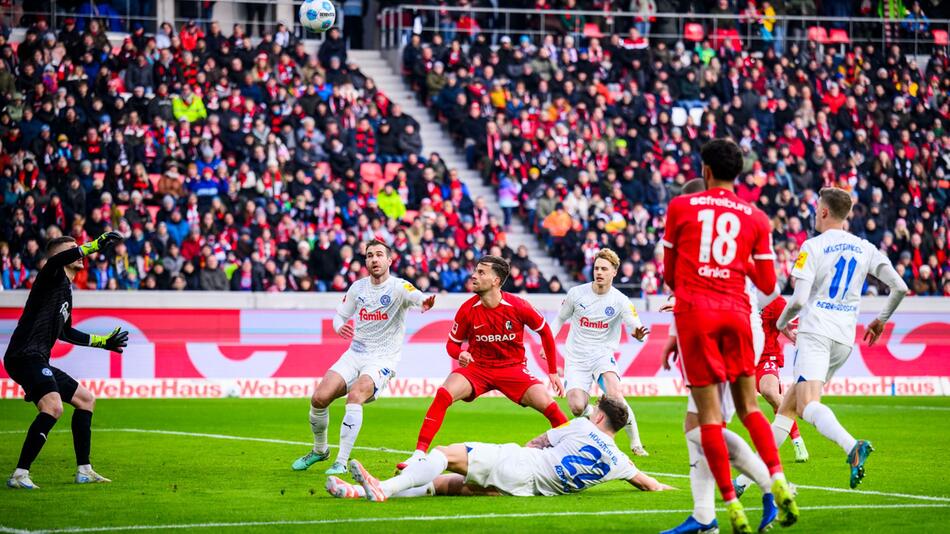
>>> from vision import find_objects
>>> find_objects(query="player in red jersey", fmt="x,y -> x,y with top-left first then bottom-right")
661,139 -> 798,532
756,297 -> 808,463
398,255 -> 567,470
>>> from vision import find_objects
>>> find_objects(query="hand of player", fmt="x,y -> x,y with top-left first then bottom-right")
864,318 -> 885,347
91,327 -> 129,353
98,231 -> 123,249
458,350 -> 473,367
659,296 -> 675,313
337,322 -> 355,339
781,326 -> 797,344
420,294 -> 436,312
548,373 -> 564,397
661,336 -> 678,371
631,326 -> 650,342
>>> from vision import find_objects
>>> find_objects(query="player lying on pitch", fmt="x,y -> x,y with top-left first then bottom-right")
327,396 -> 672,501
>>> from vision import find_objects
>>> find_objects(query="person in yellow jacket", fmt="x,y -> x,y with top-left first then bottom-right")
172,86 -> 207,123
377,183 -> 406,220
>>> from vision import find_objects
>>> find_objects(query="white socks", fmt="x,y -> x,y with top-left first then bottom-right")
310,406 -> 329,453
380,448 -> 448,497
78,464 -> 93,474
772,414 -> 795,449
336,404 -> 363,464
722,430 -> 770,493
685,428 -> 716,524
13,468 -> 28,477
392,482 -> 435,498
623,401 -> 642,447
802,401 -> 857,454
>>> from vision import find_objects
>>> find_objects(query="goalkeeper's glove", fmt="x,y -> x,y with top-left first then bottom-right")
90,327 -> 129,353
80,231 -> 123,256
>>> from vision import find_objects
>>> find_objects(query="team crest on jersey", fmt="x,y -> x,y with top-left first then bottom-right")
604,306 -> 615,317
380,294 -> 392,306
379,368 -> 392,378
505,320 -> 513,331
41,368 -> 53,377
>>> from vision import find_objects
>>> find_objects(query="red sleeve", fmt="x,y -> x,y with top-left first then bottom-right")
750,209 -> 777,294
449,300 -> 471,344
446,338 -> 462,360
661,200 -> 680,290
517,296 -> 546,332
538,322 -> 558,374
760,297 -> 786,330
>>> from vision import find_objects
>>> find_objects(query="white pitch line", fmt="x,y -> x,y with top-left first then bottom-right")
3,503 -> 949,534
3,428 -> 948,503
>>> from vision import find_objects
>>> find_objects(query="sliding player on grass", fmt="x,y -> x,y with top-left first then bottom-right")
328,396 -> 672,500
292,239 -> 435,475
5,233 -> 129,489
550,248 -> 650,456
398,255 -> 567,470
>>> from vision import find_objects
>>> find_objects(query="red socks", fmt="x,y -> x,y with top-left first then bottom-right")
789,420 -> 802,440
700,423 -> 737,502
543,401 -> 568,427
743,411 -> 783,476
414,387 -> 454,452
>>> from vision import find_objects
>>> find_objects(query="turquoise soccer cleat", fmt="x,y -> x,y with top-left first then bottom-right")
291,448 -> 330,471
848,440 -> 874,489
324,460 -> 347,475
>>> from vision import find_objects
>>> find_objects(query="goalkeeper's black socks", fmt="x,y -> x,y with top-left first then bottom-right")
72,409 -> 93,466
16,412 -> 58,470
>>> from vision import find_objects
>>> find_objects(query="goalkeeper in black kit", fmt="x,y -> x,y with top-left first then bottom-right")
4,232 -> 129,489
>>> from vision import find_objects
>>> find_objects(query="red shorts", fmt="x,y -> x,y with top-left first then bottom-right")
676,310 -> 755,387
452,363 -> 542,404
755,357 -> 781,391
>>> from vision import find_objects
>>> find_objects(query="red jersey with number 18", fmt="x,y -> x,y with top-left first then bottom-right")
448,292 -> 547,368
662,188 -> 774,314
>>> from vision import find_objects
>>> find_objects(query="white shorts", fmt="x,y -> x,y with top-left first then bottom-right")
327,349 -> 399,401
686,383 -> 736,424
793,332 -> 852,383
464,442 -> 537,496
563,353 -> 619,394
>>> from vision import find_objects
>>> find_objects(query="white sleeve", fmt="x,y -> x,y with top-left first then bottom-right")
776,277 -> 812,331
545,418 -> 577,445
552,292 -> 575,336
869,250 -> 908,323
622,300 -> 644,332
613,455 -> 640,482
399,279 -> 426,308
789,240 -> 816,283
332,283 -> 359,332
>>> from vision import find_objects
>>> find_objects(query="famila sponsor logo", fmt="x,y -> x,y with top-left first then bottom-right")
579,317 -> 609,329
359,308 -> 389,321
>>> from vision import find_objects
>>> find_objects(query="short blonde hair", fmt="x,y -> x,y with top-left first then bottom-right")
819,187 -> 853,220
594,248 -> 620,270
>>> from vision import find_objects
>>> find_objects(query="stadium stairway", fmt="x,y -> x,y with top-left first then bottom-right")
349,50 -> 573,287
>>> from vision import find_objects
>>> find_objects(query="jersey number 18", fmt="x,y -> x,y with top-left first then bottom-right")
697,209 -> 740,265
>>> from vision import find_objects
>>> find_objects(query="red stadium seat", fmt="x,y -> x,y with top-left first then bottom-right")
934,29 -> 949,46
360,162 -> 385,193
684,22 -> 705,43
807,26 -> 829,44
583,23 -> 603,39
829,29 -> 850,44
384,162 -> 403,183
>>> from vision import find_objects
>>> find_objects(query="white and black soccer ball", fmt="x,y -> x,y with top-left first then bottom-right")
299,0 -> 337,33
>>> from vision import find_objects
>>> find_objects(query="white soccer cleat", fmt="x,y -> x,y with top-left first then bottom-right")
793,439 -> 810,463
7,472 -> 38,489
631,445 -> 650,457
326,475 -> 365,499
348,459 -> 387,502
75,468 -> 111,484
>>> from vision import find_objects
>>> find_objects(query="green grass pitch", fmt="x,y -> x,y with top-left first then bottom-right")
2,396 -> 949,533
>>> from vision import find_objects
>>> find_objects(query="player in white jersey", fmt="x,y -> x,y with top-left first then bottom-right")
292,239 -> 436,475
550,248 -> 650,456
771,188 -> 907,489
325,396 -> 673,501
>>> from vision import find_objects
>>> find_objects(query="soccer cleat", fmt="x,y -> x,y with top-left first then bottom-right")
348,459 -> 387,502
631,445 -> 650,457
847,440 -> 874,489
792,439 -> 810,463
771,477 -> 799,527
291,448 -> 330,471
726,500 -> 753,534
75,468 -> 111,484
324,461 -> 347,475
758,493 -> 778,532
7,473 -> 38,490
734,477 -> 748,499
659,515 -> 720,534
325,475 -> 364,499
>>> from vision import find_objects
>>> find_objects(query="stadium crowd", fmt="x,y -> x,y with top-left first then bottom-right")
400,1 -> 950,296
0,15 -> 572,295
